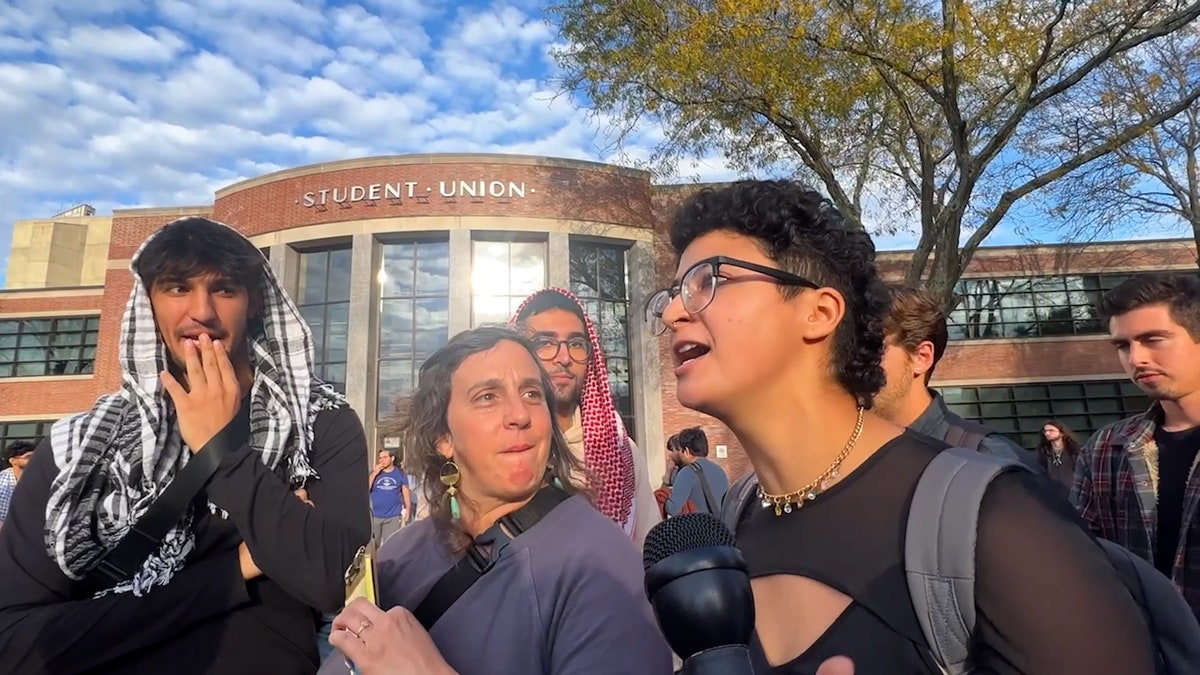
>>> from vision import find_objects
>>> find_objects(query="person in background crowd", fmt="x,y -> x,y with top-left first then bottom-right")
872,284 -> 1036,466
1037,420 -> 1081,497
369,450 -> 411,545
510,287 -> 659,547
649,179 -> 1154,674
320,326 -> 672,675
1073,273 -> 1200,620
653,433 -> 682,516
406,470 -> 421,524
662,427 -> 729,516
0,216 -> 371,674
0,440 -> 34,526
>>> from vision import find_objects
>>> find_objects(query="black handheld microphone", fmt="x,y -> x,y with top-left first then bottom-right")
643,512 -> 755,675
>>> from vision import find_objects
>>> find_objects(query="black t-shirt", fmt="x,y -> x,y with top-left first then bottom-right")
734,431 -> 1155,675
0,407 -> 371,675
1153,425 -> 1200,576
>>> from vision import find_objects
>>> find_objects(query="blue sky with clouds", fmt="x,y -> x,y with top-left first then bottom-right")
0,0 -> 1191,287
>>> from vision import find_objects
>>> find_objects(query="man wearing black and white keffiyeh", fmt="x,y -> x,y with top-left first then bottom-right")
0,217 -> 372,675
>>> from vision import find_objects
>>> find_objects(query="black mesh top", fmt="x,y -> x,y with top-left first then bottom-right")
733,431 -> 1156,675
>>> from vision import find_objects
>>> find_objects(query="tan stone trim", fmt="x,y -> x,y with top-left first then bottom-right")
107,259 -> 132,270
934,373 -> 1127,387
12,215 -> 114,227
246,216 -> 654,248
112,206 -> 213,217
956,262 -> 1197,279
0,309 -> 100,319
876,237 -> 1196,261
948,334 -> 1110,346
0,413 -> 62,422
216,154 -> 652,198
0,287 -> 104,300
0,374 -> 94,384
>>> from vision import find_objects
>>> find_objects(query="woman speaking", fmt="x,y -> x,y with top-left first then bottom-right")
320,326 -> 671,675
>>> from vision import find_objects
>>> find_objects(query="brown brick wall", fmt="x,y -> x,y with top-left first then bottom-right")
0,294 -> 103,315
208,161 -> 655,244
935,337 -> 1121,382
108,210 -> 213,260
0,291 -> 107,417
878,239 -> 1198,278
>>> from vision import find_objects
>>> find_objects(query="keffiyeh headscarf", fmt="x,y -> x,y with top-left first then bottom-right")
44,217 -> 347,597
510,287 -> 636,530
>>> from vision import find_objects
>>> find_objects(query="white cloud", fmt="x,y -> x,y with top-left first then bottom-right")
19,0 -> 1127,291
47,25 -> 187,63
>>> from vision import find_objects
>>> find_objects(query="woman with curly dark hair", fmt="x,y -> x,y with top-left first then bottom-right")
647,180 -> 1153,674
1036,420 -> 1082,495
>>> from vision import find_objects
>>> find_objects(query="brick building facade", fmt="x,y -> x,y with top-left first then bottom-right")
2,153 -> 1195,483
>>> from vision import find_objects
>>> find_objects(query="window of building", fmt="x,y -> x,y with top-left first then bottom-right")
948,271 -> 1174,340
470,237 -> 547,326
569,239 -> 635,437
297,247 -> 352,392
377,239 -> 451,420
0,316 -> 99,377
939,379 -> 1150,449
0,420 -> 51,448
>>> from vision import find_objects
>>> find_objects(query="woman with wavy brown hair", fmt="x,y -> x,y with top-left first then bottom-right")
319,325 -> 671,675
1036,420 -> 1082,496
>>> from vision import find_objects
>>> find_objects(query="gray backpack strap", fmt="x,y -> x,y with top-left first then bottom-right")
942,424 -> 985,453
720,472 -> 760,532
905,447 -> 1026,674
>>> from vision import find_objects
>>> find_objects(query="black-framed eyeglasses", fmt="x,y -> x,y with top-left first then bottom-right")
644,256 -> 819,336
530,335 -> 591,363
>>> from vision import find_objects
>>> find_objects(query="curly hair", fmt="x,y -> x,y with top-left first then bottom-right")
395,325 -> 591,554
670,180 -> 889,406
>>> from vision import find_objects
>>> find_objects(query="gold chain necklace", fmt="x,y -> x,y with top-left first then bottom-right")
757,407 -> 865,516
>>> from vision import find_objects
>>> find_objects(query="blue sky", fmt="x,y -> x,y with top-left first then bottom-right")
0,0 -> 1191,288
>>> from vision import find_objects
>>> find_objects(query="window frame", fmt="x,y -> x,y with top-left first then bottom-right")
296,246 -> 353,392
0,315 -> 100,378
376,237 -> 452,421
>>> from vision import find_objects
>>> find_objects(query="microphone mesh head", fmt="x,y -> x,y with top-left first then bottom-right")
642,512 -> 736,571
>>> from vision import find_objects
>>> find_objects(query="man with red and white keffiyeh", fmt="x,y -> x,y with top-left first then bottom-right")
511,288 -> 659,547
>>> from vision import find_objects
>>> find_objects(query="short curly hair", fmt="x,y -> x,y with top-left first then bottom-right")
670,180 -> 889,406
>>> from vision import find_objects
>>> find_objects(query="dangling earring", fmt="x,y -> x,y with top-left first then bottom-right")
545,465 -> 564,490
440,461 -> 461,520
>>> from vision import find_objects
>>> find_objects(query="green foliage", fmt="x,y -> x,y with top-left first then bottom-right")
549,0 -> 1200,301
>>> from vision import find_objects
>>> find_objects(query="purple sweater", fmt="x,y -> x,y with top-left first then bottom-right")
321,494 -> 672,674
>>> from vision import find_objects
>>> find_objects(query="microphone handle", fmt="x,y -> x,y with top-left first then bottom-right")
678,644 -> 755,675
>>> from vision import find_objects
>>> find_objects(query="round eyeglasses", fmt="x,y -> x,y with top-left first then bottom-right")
644,256 -> 819,336
530,335 -> 591,363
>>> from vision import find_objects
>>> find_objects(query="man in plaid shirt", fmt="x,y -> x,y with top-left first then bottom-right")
0,441 -> 35,526
1072,273 -> 1200,621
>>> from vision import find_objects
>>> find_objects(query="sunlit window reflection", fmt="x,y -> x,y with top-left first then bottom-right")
471,238 -> 547,326
376,240 -> 451,420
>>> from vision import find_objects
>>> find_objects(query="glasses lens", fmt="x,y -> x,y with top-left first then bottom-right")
681,262 -> 716,314
532,338 -> 557,360
646,290 -> 670,335
567,339 -> 590,362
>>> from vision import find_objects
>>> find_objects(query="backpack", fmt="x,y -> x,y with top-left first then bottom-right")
656,463 -> 719,518
720,448 -> 1200,674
